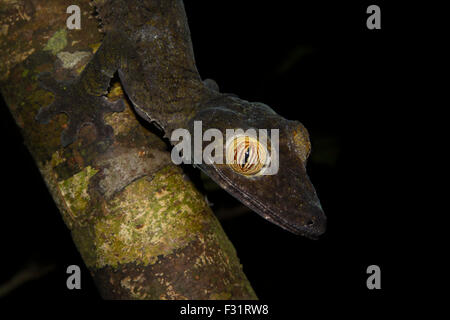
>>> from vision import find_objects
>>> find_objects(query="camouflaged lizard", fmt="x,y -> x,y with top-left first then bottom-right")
36,0 -> 326,239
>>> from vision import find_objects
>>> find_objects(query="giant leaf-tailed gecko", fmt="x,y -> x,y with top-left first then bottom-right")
36,0 -> 326,239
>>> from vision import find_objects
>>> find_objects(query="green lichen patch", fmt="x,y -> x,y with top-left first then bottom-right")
58,165 -> 98,220
43,28 -> 67,55
92,166 -> 210,269
50,150 -> 66,168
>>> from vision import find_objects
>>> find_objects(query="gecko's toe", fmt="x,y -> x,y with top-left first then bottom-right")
60,119 -> 114,147
35,101 -> 64,124
60,121 -> 79,147
38,72 -> 65,94
101,97 -> 126,112
91,118 -> 115,144
36,72 -> 125,148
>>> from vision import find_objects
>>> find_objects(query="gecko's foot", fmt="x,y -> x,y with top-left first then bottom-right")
36,73 -> 125,147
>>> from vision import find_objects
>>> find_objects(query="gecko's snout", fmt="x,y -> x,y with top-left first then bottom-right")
301,204 -> 327,238
272,194 -> 327,239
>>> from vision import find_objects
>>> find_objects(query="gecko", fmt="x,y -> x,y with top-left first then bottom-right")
36,0 -> 326,239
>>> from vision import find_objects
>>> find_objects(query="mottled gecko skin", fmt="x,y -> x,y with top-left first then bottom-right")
36,0 -> 326,239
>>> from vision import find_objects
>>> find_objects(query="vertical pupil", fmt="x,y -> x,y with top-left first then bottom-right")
240,147 -> 250,168
244,148 -> 250,163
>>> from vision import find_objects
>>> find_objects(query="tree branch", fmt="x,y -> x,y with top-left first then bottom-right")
0,0 -> 256,299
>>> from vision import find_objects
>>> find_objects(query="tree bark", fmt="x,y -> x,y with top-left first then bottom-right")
0,0 -> 257,300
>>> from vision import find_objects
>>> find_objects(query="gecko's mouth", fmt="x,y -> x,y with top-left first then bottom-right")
262,202 -> 326,239
199,164 -> 327,239
227,180 -> 326,239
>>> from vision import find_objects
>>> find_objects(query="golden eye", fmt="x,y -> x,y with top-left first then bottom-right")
226,135 -> 268,176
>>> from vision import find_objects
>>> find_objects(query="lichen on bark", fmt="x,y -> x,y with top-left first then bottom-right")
92,166 -> 209,269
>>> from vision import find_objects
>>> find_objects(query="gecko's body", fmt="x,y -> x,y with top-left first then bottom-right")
36,0 -> 326,238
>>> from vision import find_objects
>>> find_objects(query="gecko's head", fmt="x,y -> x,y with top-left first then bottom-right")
185,96 -> 326,239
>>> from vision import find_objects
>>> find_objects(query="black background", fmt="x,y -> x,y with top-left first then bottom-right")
0,0 -> 417,310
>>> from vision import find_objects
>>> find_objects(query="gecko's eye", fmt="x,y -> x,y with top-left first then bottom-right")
226,135 -> 268,176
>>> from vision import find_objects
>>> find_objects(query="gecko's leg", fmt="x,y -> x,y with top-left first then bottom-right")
36,32 -> 127,147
